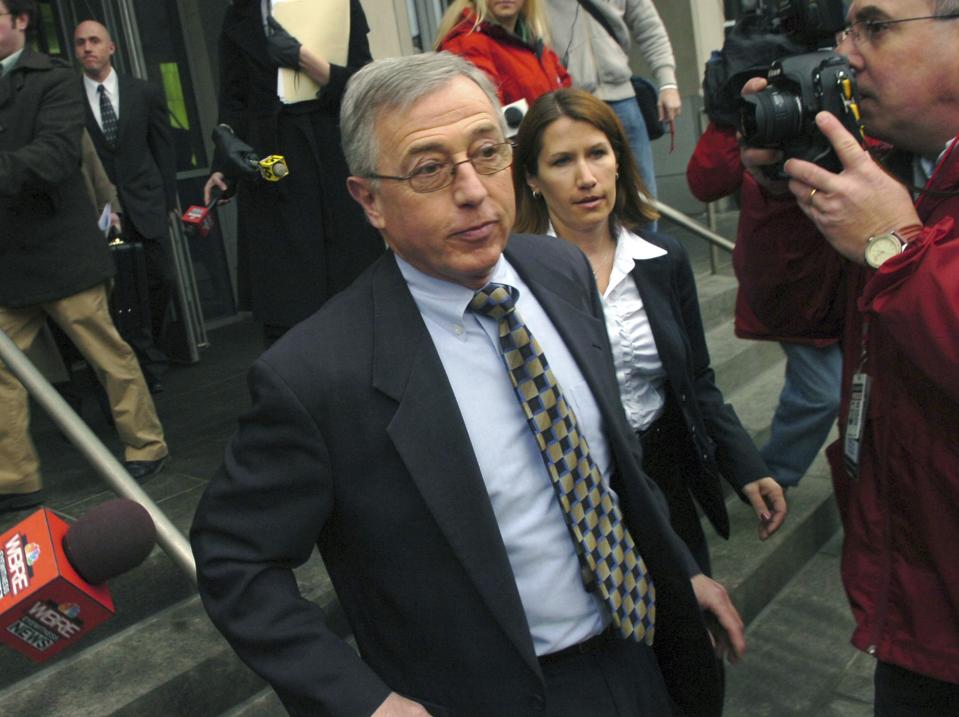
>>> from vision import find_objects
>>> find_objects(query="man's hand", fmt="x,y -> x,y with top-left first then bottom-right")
372,692 -> 432,716
691,574 -> 746,664
266,16 -> 302,69
109,212 -> 122,232
203,171 -> 230,206
658,87 -> 682,123
784,112 -> 921,264
741,477 -> 787,540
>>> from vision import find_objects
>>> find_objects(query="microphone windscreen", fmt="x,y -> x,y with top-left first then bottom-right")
62,499 -> 157,585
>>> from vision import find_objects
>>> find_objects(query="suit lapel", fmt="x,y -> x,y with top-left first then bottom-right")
115,73 -> 131,147
370,257 -> 541,677
506,244 -> 619,416
630,259 -> 688,394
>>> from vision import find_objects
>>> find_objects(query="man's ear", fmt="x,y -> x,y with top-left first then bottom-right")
347,176 -> 386,230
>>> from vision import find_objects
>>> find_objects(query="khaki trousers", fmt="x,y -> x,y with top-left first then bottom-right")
0,283 -> 168,494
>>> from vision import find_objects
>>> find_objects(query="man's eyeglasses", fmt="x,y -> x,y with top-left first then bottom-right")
836,13 -> 959,46
368,141 -> 514,194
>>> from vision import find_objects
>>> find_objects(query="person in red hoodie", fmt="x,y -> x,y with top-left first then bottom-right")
742,1 -> 959,713
687,122 -> 843,492
435,0 -> 571,107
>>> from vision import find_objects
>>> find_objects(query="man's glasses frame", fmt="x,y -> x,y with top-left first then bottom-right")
836,13 -> 959,46
367,141 -> 514,194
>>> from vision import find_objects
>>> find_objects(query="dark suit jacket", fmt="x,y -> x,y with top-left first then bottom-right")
0,48 -> 113,308
214,0 -> 384,326
631,232 -> 769,539
82,71 -> 176,239
191,234 -> 721,717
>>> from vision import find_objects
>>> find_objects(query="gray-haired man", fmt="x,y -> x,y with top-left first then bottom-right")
192,51 -> 742,717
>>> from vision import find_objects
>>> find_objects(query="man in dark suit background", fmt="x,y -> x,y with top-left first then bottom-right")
191,52 -> 745,717
74,20 -> 177,388
0,0 -> 168,506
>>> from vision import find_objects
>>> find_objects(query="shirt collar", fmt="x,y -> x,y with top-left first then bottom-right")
83,66 -> 117,96
606,227 -> 666,297
394,252 -> 515,334
0,47 -> 24,76
918,138 -> 957,183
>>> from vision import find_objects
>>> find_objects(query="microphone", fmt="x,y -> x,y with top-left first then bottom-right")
502,98 -> 529,138
0,499 -> 156,662
181,125 -> 289,237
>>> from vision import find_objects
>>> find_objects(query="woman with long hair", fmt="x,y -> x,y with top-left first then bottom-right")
513,88 -> 786,574
435,0 -> 571,106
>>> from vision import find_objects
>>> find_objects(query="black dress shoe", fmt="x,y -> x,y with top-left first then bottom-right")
0,490 -> 44,515
123,457 -> 168,482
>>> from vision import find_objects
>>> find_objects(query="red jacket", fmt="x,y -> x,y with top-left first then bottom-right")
742,135 -> 959,684
437,10 -> 571,107
686,122 -> 841,346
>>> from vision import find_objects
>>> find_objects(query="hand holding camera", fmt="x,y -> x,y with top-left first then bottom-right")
783,112 -> 921,266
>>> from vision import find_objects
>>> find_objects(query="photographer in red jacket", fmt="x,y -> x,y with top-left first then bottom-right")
687,122 -> 843,492
741,1 -> 959,713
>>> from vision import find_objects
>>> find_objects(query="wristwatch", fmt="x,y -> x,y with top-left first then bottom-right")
864,225 -> 923,269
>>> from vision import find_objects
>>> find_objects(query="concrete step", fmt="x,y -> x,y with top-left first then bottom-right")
0,550 -> 344,717
709,452 -> 840,627
708,318 -> 786,398
692,271 -> 739,333
724,532 -> 873,717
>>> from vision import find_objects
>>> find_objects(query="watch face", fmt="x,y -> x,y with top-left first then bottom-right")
866,234 -> 902,268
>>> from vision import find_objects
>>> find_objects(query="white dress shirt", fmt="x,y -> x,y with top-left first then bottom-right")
396,253 -> 611,656
82,67 -> 119,130
601,227 -> 669,433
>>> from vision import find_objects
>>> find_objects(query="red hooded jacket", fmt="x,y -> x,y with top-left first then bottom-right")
686,122 -> 841,346
437,9 -> 571,107
739,133 -> 959,685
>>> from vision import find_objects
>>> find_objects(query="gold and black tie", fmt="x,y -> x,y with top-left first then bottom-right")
469,282 -> 655,644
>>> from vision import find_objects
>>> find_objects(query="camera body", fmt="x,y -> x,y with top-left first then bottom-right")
703,0 -> 845,128
740,50 -> 865,175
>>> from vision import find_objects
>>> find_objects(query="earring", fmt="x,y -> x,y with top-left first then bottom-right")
531,189 -> 541,199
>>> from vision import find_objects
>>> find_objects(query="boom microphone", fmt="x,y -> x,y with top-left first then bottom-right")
0,499 -> 156,662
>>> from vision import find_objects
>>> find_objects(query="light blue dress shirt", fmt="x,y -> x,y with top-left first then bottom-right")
395,253 -> 611,656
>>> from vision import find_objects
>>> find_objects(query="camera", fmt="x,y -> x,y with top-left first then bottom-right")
740,51 -> 865,175
702,0 -> 845,128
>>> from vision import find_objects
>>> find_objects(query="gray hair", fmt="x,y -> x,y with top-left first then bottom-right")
340,52 -> 505,178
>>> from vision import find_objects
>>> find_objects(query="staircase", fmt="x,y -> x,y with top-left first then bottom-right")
0,212 -> 866,716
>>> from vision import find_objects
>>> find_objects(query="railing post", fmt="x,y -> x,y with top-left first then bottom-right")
0,328 -> 197,586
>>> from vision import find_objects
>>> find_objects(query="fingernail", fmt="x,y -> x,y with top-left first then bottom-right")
760,512 -> 771,522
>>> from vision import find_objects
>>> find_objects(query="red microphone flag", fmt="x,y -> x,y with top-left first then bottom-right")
0,509 -> 114,662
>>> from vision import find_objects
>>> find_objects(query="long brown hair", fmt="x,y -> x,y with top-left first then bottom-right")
512,88 -> 659,236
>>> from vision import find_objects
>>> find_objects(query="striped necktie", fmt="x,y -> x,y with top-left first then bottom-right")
469,282 -> 655,644
98,84 -> 119,147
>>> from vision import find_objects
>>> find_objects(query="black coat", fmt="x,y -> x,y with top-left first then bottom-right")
631,232 -> 769,540
192,234 -> 723,717
82,72 -> 177,240
0,48 -> 114,308
216,0 -> 384,327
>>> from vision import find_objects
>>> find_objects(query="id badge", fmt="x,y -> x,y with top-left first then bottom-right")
843,372 -> 871,478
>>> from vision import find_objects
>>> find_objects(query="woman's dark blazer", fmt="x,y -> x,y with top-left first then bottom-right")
630,231 -> 769,539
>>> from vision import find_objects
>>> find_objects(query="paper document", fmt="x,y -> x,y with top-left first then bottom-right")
98,203 -> 112,236
273,0 -> 351,104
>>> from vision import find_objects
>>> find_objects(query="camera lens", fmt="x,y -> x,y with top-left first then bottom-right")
740,88 -> 804,144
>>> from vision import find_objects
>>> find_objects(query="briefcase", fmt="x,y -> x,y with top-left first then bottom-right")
108,235 -> 153,345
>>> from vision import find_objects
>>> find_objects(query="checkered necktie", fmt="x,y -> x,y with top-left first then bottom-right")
469,283 -> 655,644
98,84 -> 119,147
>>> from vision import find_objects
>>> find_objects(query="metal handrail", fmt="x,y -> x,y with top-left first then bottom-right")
0,328 -> 197,586
650,197 -> 736,254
